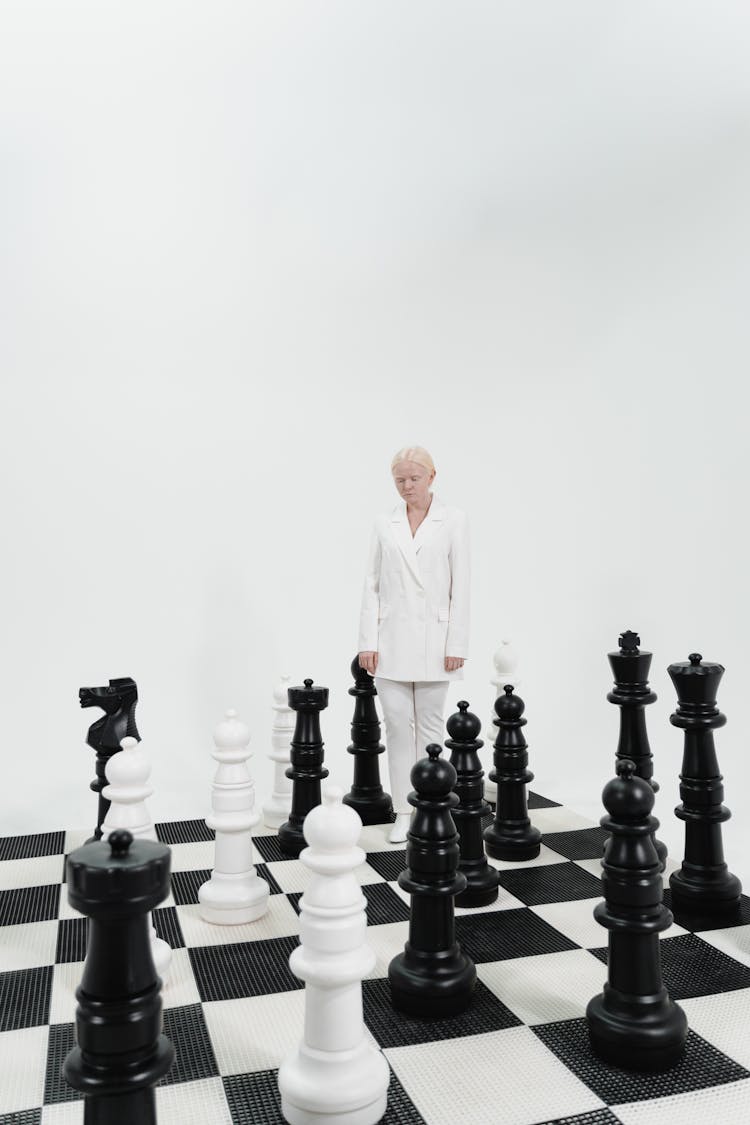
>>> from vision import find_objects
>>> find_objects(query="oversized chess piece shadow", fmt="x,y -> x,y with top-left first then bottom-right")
79,677 -> 140,842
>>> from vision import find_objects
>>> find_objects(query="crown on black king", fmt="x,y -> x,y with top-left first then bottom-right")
668,653 -> 742,918
79,677 -> 140,842
63,829 -> 174,1124
483,685 -> 541,861
342,656 -> 393,825
278,679 -> 330,858
607,631 -> 667,870
446,701 -> 499,907
388,744 -> 476,1017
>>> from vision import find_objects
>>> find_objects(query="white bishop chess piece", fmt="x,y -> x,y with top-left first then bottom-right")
278,788 -> 390,1125
486,639 -> 520,804
101,736 -> 172,980
263,674 -> 294,828
199,709 -> 269,925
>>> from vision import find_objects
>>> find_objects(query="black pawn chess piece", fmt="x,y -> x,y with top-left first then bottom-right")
343,656 -> 393,826
586,759 -> 688,1071
446,701 -> 499,908
483,686 -> 541,861
278,679 -> 330,858
63,828 -> 174,1124
668,653 -> 742,919
79,677 -> 140,842
608,630 -> 667,870
388,744 -> 476,1017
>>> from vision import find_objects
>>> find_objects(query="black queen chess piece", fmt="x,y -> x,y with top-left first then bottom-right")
668,653 -> 742,919
446,701 -> 499,907
343,656 -> 393,826
278,679 -> 330,858
388,744 -> 476,1017
79,677 -> 140,842
483,686 -> 541,861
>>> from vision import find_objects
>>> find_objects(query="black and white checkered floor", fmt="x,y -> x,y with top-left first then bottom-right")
2,792 -> 750,1124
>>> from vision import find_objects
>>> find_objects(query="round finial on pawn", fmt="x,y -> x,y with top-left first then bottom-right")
303,785 -> 362,850
105,737 -> 150,789
109,828 -> 133,857
304,678 -> 314,688
602,758 -> 654,819
446,701 -> 482,742
495,685 -> 525,721
411,744 -> 456,797
213,708 -> 250,750
689,653 -> 702,666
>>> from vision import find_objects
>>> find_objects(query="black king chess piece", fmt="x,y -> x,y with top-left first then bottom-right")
586,759 -> 688,1071
483,686 -> 541,861
608,631 -> 667,870
446,701 -> 499,907
63,829 -> 174,1123
278,679 -> 330,858
343,656 -> 393,825
79,677 -> 140,842
668,653 -> 742,919
389,744 -> 476,1017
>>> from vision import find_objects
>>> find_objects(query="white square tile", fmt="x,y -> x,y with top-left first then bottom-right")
529,806 -> 596,833
0,920 -> 59,972
532,897 -> 687,950
42,1101 -> 84,1124
697,923 -> 750,968
363,919 -> 410,979
388,877 -> 526,915
64,829 -> 91,854
156,1075 -> 233,1125
266,857 -> 384,894
161,947 -> 202,1009
57,894 -> 87,922
613,1078 -> 750,1123
0,854 -> 65,891
0,1024 -> 48,1113
680,987 -> 750,1070
358,824 -> 408,853
176,894 -> 300,948
478,948 -> 607,1024
168,841 -> 216,873
203,990 -> 306,1075
49,961 -> 84,1025
486,843 -> 570,871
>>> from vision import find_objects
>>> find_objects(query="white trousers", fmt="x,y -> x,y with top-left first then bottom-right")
375,678 -> 450,814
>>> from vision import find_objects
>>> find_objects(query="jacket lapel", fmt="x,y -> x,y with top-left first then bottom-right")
414,495 -> 445,555
390,502 -> 423,587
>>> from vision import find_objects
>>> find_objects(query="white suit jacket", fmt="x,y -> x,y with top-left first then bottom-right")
358,495 -> 470,682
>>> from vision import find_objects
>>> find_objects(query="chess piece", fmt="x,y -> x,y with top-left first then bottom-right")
485,640 -> 519,803
199,710 -> 269,925
63,829 -> 174,1124
278,789 -> 389,1125
79,676 -> 140,841
447,701 -> 499,907
343,656 -> 393,826
263,674 -> 295,828
278,679 -> 330,858
389,744 -> 476,1017
608,630 -> 667,869
483,686 -> 541,861
668,654 -> 742,918
101,737 -> 172,979
586,760 -> 688,1071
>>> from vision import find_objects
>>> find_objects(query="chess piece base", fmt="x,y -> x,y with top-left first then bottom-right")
388,945 -> 476,1017
455,875 -> 500,909
669,865 -> 742,916
279,1038 -> 389,1125
586,987 -> 688,1071
278,820 -> 306,858
484,824 -> 541,862
262,800 -> 290,830
343,792 -> 394,827
198,875 -> 270,925
389,814 -> 411,844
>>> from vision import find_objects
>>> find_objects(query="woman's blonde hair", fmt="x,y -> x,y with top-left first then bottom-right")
390,446 -> 435,473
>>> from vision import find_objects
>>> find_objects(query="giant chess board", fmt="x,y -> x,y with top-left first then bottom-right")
2,792 -> 750,1125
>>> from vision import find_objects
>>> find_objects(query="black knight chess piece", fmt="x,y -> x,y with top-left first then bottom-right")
668,653 -> 742,920
388,744 -> 476,1017
446,701 -> 499,907
343,656 -> 393,825
586,759 -> 687,1071
483,686 -> 541,861
63,828 -> 174,1123
278,679 -> 330,858
79,677 -> 140,842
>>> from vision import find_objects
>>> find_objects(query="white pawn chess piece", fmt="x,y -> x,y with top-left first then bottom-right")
263,674 -> 294,828
102,736 -> 172,980
198,709 -> 269,925
278,788 -> 390,1125
485,640 -> 521,804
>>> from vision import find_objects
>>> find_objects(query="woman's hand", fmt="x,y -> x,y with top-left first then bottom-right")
358,650 -> 379,675
445,656 -> 465,673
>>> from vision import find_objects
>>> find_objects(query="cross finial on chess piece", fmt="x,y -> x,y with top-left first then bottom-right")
619,630 -> 640,653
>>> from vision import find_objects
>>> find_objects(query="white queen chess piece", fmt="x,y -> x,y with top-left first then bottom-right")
278,788 -> 390,1125
486,639 -> 520,804
263,674 -> 294,828
199,709 -> 269,925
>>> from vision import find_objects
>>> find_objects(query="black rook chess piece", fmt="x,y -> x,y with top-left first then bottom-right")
63,829 -> 174,1124
278,679 -> 330,858
79,677 -> 140,842
668,653 -> 742,919
483,686 -> 541,861
388,744 -> 476,1017
446,701 -> 499,908
586,760 -> 687,1071
607,631 -> 667,870
342,656 -> 393,825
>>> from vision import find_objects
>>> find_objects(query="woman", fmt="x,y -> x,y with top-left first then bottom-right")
358,446 -> 470,841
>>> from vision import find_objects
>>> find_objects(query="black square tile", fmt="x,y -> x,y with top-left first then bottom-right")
455,906 -> 579,963
540,828 -> 609,861
0,965 -> 53,1032
44,1022 -> 78,1104
153,905 -> 186,950
363,976 -> 521,1048
0,884 -> 60,926
589,933 -> 750,1000
536,1111 -> 622,1125
497,862 -> 602,907
663,889 -> 750,932
252,835 -> 297,863
171,869 -> 212,906
367,850 -> 407,882
160,1003 -> 219,1086
0,1110 -> 43,1125
189,935 -> 302,1002
155,820 -> 214,845
0,831 -> 65,862
55,918 -> 88,964
363,883 -> 411,926
286,891 -> 302,915
528,791 -> 561,809
533,1019 -> 749,1104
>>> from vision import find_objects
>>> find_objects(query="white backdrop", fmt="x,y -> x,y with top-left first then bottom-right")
2,2 -> 749,887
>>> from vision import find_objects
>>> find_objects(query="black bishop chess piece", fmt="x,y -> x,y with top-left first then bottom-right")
668,653 -> 742,921
342,656 -> 393,825
483,686 -> 541,861
446,701 -> 499,907
388,744 -> 476,1017
586,759 -> 688,1071
608,630 -> 667,870
278,678 -> 330,858
63,828 -> 174,1124
79,677 -> 140,842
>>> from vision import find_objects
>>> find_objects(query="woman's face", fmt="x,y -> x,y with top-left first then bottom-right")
392,460 -> 435,506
